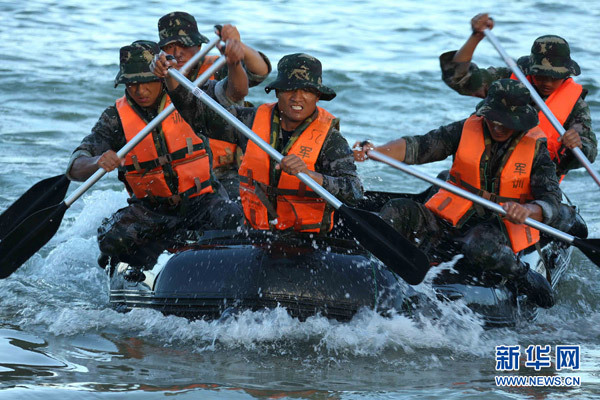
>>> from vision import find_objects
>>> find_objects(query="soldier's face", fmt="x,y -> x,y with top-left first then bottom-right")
276,89 -> 320,130
126,81 -> 163,108
531,75 -> 565,97
162,42 -> 200,73
485,118 -> 516,142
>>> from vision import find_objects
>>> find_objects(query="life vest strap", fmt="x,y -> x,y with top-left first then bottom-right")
124,142 -> 206,172
142,177 -> 212,206
239,176 -> 321,198
448,174 -> 527,204
252,181 -> 279,221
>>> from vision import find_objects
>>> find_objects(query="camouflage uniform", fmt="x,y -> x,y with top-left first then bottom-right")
157,12 -> 272,88
66,42 -> 243,267
168,53 -> 364,210
440,35 -> 596,177
157,12 -> 272,201
381,80 -> 561,282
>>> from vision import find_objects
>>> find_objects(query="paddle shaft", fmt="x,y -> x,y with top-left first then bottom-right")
483,29 -> 600,188
167,68 -> 344,210
64,39 -> 224,208
367,150 -> 576,244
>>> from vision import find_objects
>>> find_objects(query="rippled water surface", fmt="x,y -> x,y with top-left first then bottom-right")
1,0 -> 600,398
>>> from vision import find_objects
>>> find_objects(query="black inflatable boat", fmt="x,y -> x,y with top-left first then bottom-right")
108,191 -> 578,328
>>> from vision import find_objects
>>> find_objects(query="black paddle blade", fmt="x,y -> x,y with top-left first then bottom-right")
0,202 -> 68,279
338,204 -> 430,285
0,174 -> 70,240
573,237 -> 600,268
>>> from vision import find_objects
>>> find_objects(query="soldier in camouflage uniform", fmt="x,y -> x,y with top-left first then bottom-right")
439,14 -> 596,234
354,80 -> 561,308
66,41 -> 244,270
157,12 -> 272,200
152,52 -> 363,232
440,13 -> 596,178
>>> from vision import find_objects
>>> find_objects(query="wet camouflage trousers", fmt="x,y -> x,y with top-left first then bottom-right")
379,198 -> 528,279
98,190 -> 243,267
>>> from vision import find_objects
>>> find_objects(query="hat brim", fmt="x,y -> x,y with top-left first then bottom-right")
517,55 -> 580,79
264,79 -> 336,101
476,100 -> 539,132
158,32 -> 209,48
114,71 -> 161,88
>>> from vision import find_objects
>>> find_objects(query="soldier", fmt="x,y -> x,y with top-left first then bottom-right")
354,79 -> 561,308
157,12 -> 272,199
440,13 -> 597,180
66,41 -> 244,272
439,13 -> 596,233
152,52 -> 363,234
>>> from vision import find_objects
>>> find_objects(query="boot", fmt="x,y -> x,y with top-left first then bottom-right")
516,269 -> 555,308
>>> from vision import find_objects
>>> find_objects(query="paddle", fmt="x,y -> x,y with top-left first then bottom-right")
367,149 -> 600,267
0,175 -> 70,241
483,28 -> 600,189
166,68 -> 431,285
0,36 -> 226,279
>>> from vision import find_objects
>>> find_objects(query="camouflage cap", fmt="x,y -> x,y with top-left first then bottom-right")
264,53 -> 336,101
158,12 -> 209,48
114,41 -> 161,88
476,79 -> 539,131
517,35 -> 580,79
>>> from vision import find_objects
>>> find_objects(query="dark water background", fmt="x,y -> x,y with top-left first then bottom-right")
1,0 -> 599,398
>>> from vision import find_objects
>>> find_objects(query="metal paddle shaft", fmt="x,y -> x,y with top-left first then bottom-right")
0,39 -> 226,279
167,68 -> 431,284
483,29 -> 600,188
368,150 -> 600,267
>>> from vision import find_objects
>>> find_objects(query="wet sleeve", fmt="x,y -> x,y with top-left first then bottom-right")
530,139 -> 561,224
65,106 -> 125,178
555,97 -> 597,174
402,119 -> 466,165
316,127 -> 364,205
213,51 -> 272,88
440,51 -> 511,99
247,51 -> 272,88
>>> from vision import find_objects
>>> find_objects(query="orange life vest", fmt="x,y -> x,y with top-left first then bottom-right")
116,95 -> 213,204
425,115 -> 545,253
509,74 -> 582,162
195,56 -> 238,170
238,103 -> 336,233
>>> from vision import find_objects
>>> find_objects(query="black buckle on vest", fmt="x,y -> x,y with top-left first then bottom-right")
158,154 -> 172,166
168,194 -> 181,206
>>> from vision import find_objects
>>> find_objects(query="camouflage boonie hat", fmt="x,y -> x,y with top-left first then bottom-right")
516,35 -> 580,79
264,53 -> 336,101
114,41 -> 161,88
158,12 -> 209,48
476,79 -> 539,131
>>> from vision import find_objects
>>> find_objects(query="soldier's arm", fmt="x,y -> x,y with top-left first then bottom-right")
66,106 -> 126,181
556,97 -> 597,174
354,119 -> 466,164
529,139 -> 561,224
440,13 -> 509,98
169,83 -> 254,149
402,119 -> 466,164
213,52 -> 272,88
440,52 -> 511,99
218,24 -> 271,88
316,127 -> 364,205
